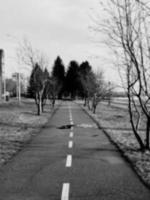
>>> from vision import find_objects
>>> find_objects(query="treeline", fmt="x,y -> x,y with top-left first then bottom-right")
27,56 -> 111,115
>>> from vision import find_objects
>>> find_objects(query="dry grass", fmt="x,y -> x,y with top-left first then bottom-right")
0,98 -> 55,166
79,100 -> 150,187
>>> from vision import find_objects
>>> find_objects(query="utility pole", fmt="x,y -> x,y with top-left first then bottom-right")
18,73 -> 21,102
0,49 -> 4,101
3,52 -> 6,101
13,72 -> 21,103
3,73 -> 6,101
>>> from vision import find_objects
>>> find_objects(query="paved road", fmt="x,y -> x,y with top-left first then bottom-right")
0,101 -> 150,200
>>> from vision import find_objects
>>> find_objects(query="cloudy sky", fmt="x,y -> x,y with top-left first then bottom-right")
0,0 -> 118,83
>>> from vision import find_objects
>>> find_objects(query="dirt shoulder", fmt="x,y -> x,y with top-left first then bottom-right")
77,100 -> 150,188
0,98 -> 60,166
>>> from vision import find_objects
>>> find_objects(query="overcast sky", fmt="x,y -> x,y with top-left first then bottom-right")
0,0 -> 119,84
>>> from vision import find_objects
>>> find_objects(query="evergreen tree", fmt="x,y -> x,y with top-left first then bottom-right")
41,68 -> 50,111
65,60 -> 79,99
79,61 -> 97,106
28,63 -> 47,115
51,56 -> 65,98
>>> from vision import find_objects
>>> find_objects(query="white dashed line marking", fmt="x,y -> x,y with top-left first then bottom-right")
62,104 -> 72,200
68,141 -> 73,148
69,105 -> 73,124
70,132 -> 74,138
70,121 -> 74,126
69,118 -> 72,122
61,183 -> 70,200
66,155 -> 72,167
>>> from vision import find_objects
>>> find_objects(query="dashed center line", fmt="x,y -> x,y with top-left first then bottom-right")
69,132 -> 74,138
68,141 -> 73,148
61,183 -> 70,200
69,116 -> 72,120
61,104 -> 73,199
66,155 -> 72,167
70,121 -> 74,126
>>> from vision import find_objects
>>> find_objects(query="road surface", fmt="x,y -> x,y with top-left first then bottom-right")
0,101 -> 150,200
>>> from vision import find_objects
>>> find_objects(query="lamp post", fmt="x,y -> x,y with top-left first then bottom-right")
0,49 -> 4,101
3,73 -> 6,101
12,72 -> 21,103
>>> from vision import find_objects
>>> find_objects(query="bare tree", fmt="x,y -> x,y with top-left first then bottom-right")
17,39 -> 50,115
99,0 -> 150,150
92,71 -> 112,113
17,38 -> 49,70
46,77 -> 62,107
29,64 -> 48,115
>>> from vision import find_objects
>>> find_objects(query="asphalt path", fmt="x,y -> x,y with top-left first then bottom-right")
0,101 -> 150,200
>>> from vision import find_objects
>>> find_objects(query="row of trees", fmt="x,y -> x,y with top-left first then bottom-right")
27,55 -> 111,115
28,57 -> 64,115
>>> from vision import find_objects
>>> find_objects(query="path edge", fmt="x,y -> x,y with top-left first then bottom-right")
76,101 -> 150,190
1,100 -> 62,167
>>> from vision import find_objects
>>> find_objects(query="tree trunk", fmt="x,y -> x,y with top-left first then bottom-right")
42,99 -> 44,112
42,99 -> 46,112
37,103 -> 40,115
128,101 -> 145,150
84,97 -> 87,107
42,104 -> 44,112
92,94 -> 97,114
93,105 -> 96,114
52,97 -> 55,108
37,98 -> 42,116
87,98 -> 90,110
146,116 -> 150,150
127,87 -> 145,150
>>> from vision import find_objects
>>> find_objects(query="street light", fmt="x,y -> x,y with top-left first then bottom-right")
12,72 -> 21,103
0,49 -> 4,101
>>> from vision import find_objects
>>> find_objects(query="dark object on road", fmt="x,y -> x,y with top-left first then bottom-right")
58,124 -> 74,129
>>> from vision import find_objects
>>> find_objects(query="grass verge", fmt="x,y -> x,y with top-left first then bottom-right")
77,100 -> 150,188
0,98 -> 61,166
